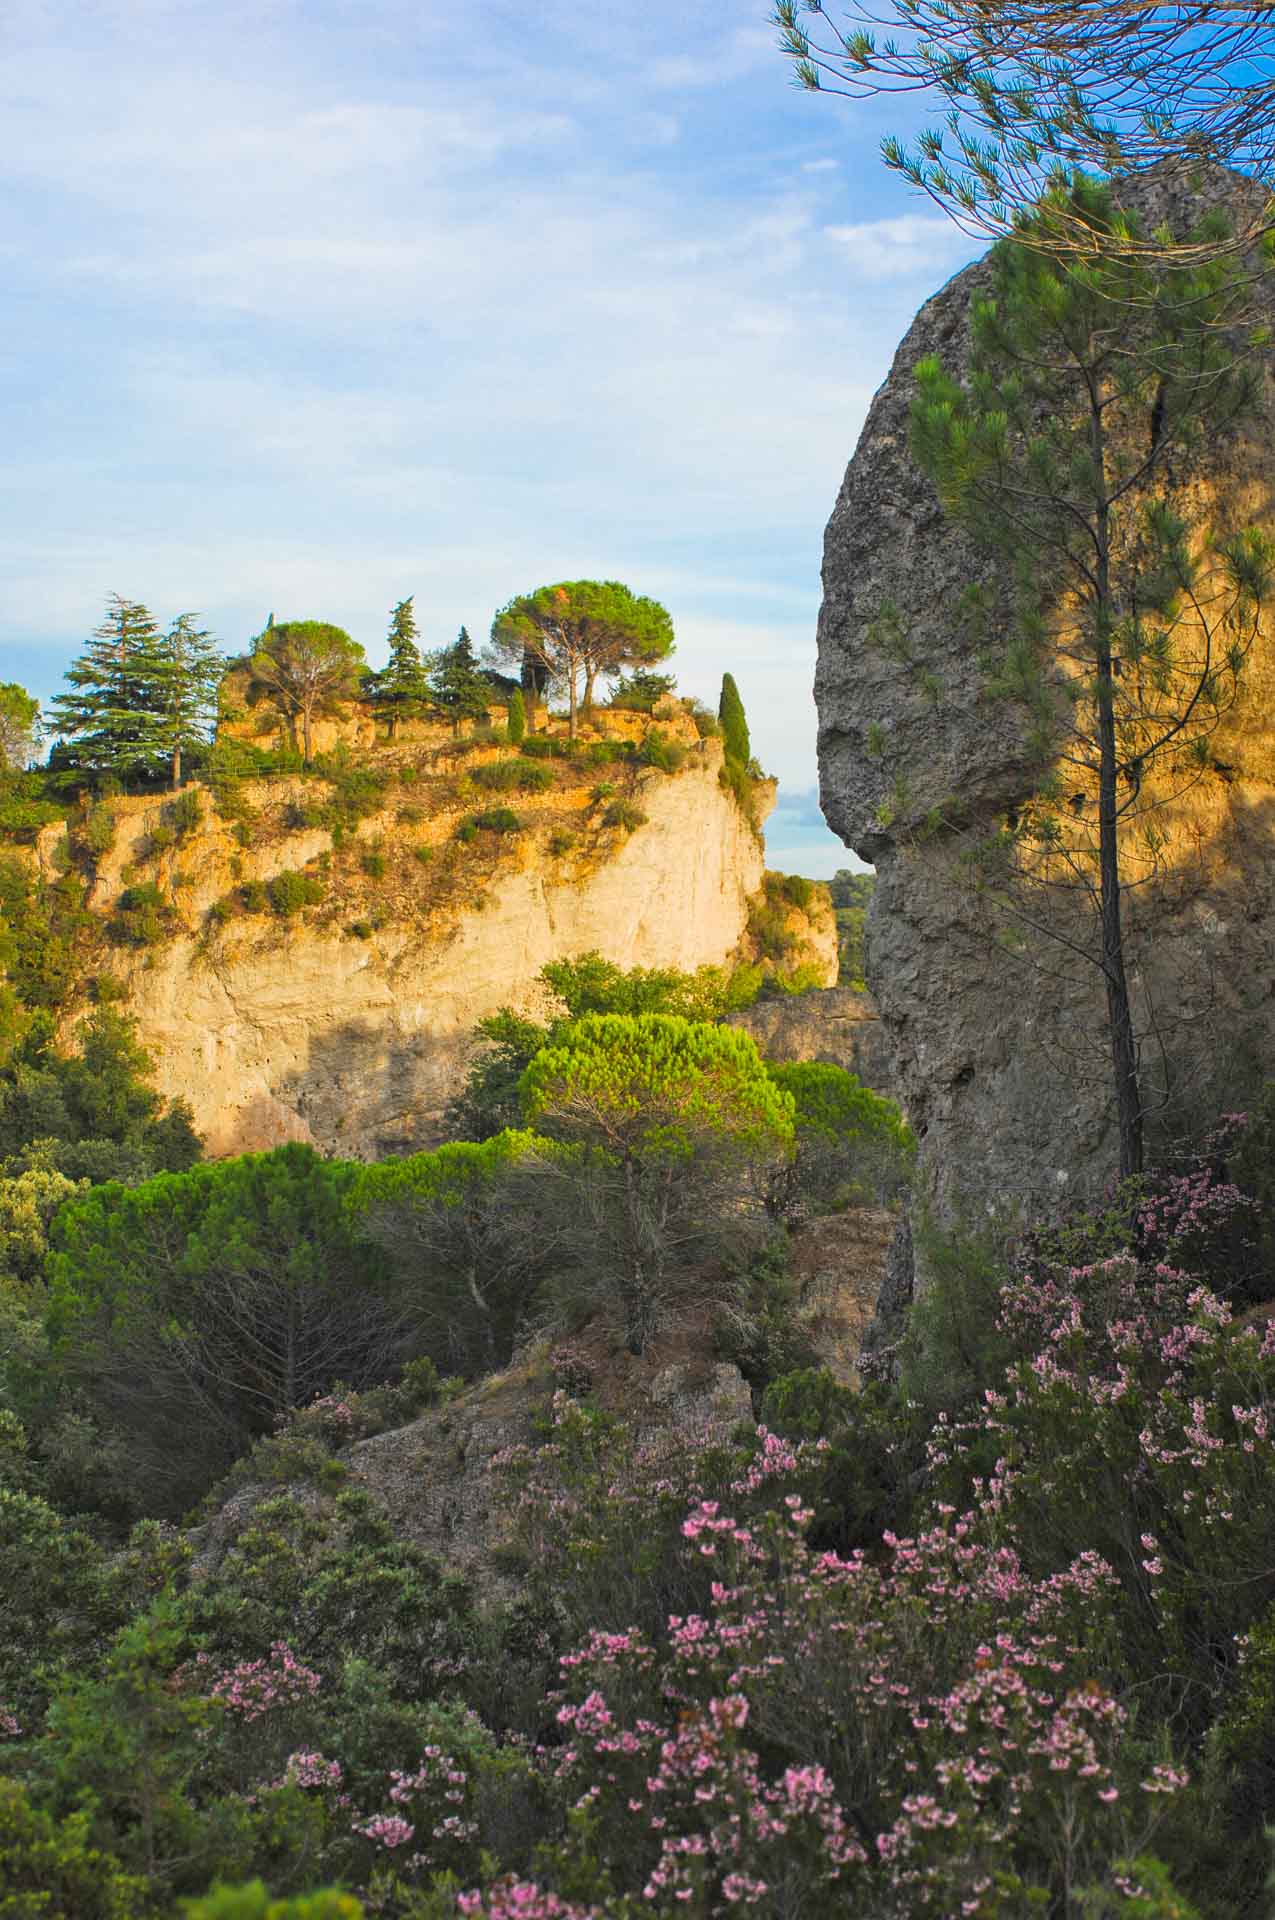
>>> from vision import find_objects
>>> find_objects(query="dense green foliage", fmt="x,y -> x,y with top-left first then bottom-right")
766,1059 -> 915,1208
490,581 -> 674,738
248,623 -> 366,764
0,683 -> 40,772
372,599 -> 432,721
47,1144 -> 405,1513
717,672 -> 750,768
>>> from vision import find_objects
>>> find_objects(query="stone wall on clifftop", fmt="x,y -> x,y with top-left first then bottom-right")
816,164 -> 1275,1231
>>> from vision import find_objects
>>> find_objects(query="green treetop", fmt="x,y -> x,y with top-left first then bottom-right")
430,627 -> 492,731
49,597 -> 169,786
490,580 -> 674,739
910,176 -> 1273,1177
247,620 -> 365,762
718,673 -> 750,767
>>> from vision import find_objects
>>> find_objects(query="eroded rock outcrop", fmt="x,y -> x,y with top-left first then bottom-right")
728,986 -> 895,1100
817,165 -> 1275,1232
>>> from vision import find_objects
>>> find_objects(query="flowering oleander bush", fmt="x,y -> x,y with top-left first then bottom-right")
3,1098 -> 1275,1912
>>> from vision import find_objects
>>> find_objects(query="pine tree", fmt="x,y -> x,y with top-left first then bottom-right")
490,581 -> 674,739
374,597 -> 432,725
910,177 -> 1272,1178
247,621 -> 365,763
151,615 -> 225,789
430,628 -> 492,732
50,596 -> 169,786
718,673 -> 750,767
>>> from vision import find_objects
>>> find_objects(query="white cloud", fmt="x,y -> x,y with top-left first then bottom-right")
824,213 -> 971,280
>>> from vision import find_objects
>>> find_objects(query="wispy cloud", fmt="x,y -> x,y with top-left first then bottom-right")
0,0 -> 977,875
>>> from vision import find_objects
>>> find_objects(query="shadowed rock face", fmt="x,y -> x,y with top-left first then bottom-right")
816,164 -> 1275,1241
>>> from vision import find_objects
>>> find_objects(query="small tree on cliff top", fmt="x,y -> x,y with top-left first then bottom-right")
718,672 -> 751,766
911,176 -> 1273,1177
490,581 -> 674,739
373,596 -> 432,723
247,620 -> 365,762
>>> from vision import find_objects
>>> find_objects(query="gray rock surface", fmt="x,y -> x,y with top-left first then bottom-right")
728,986 -> 896,1100
816,164 -> 1275,1254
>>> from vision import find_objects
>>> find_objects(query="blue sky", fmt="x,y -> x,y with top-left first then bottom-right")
1,0 -> 977,876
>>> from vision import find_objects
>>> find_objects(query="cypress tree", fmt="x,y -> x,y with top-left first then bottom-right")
50,596 -> 169,786
718,673 -> 750,767
506,687 -> 527,745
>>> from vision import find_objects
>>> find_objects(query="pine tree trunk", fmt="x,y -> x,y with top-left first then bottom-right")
582,665 -> 596,717
1092,421 -> 1143,1179
1097,664 -> 1143,1178
171,742 -> 181,790
568,667 -> 578,741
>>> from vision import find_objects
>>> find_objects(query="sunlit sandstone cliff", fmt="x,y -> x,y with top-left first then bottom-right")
34,703 -> 835,1158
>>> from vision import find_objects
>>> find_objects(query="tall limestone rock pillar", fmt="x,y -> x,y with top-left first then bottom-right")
815,164 -> 1275,1257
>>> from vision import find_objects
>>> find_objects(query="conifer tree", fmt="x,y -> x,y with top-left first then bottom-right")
430,627 -> 492,732
910,177 -> 1273,1177
50,596 -> 168,785
718,673 -> 750,767
374,596 -> 432,725
151,615 -> 225,789
506,686 -> 527,745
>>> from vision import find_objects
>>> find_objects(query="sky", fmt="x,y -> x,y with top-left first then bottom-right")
1,0 -> 979,877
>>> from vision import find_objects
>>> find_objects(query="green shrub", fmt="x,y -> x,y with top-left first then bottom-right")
455,821 -> 478,843
591,781 -> 616,801
269,870 -> 325,916
79,804 -> 117,857
206,898 -> 232,926
0,799 -> 64,839
719,757 -> 760,833
0,1777 -> 145,1919
766,1059 -> 915,1210
147,823 -> 175,854
584,740 -> 632,768
413,844 -> 435,866
548,830 -> 577,855
347,919 -> 374,938
471,759 -> 523,792
685,699 -> 721,739
397,802 -> 425,824
516,761 -> 555,792
359,848 -> 386,880
771,871 -> 815,913
638,728 -> 685,773
473,806 -> 522,834
602,800 -> 646,831
111,882 -> 172,948
168,789 -> 203,837
241,879 -> 270,913
283,799 -> 327,831
92,972 -> 128,1004
748,900 -> 796,961
612,668 -> 677,711
520,735 -> 571,760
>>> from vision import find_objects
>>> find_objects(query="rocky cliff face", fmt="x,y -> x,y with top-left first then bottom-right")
728,986 -> 894,1099
37,710 -> 835,1158
816,165 -> 1275,1229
